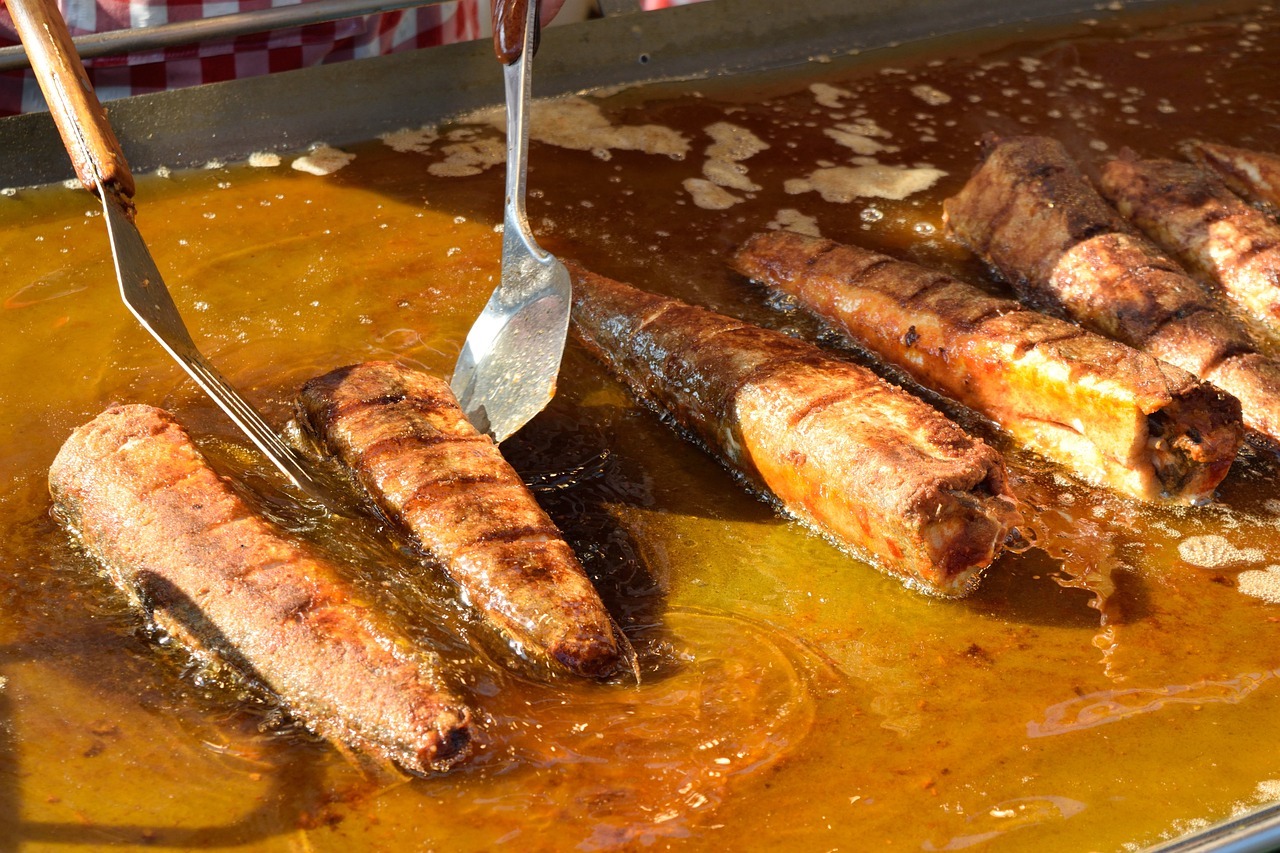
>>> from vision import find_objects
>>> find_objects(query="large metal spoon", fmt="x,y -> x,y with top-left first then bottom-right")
450,0 -> 571,444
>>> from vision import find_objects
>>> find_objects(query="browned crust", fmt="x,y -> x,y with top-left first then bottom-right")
943,134 -> 1280,444
1183,139 -> 1280,212
1099,152 -> 1280,336
567,262 -> 1023,597
298,362 -> 619,678
732,230 -> 1243,505
48,404 -> 471,775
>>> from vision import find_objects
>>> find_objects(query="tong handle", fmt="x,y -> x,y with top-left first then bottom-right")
8,0 -> 135,198
493,0 -> 541,65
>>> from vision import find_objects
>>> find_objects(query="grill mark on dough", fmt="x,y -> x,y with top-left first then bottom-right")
197,511 -> 262,543
136,460 -> 213,505
356,432 -> 483,469
1195,206 -> 1234,228
805,240 -> 840,268
1126,288 -> 1251,375
332,393 -> 463,427
461,524 -> 562,549
225,556 -> 296,583
731,351 -> 837,408
894,272 -> 1011,331
634,295 -> 870,431
845,255 -> 896,288
693,320 -> 798,406
1025,326 -> 1090,356
328,393 -> 406,421
638,301 -> 681,336
702,320 -> 755,338
954,302 -> 1010,332
786,386 -> 864,428
1119,261 -> 1172,282
402,475 -> 506,517
1227,234 -> 1280,269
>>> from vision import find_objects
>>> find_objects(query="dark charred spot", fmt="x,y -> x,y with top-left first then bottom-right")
1075,221 -> 1114,242
963,642 -> 995,666
1231,237 -> 1279,268
466,524 -> 562,547
1197,206 -> 1233,226
786,387 -> 859,428
783,449 -> 808,469
855,256 -> 896,286
403,474 -> 504,515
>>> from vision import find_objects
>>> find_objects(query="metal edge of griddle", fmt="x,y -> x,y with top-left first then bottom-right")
0,0 -> 1211,189
1,0 -> 1275,850
1144,802 -> 1280,853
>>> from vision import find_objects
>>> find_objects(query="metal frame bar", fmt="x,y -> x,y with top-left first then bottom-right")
0,0 -> 450,72
597,0 -> 643,14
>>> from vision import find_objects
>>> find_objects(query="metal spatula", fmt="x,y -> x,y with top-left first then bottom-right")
450,0 -> 571,444
9,0 -> 341,509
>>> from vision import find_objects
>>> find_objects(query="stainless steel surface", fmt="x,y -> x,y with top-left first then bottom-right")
451,0 -> 572,443
0,0 -> 447,72
1146,804 -> 1280,853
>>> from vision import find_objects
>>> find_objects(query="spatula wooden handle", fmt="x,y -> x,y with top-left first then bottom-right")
7,0 -> 136,198
493,0 -> 541,65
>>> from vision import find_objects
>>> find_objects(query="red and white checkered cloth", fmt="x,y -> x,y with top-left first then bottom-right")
0,0 -> 710,115
0,0 -> 482,115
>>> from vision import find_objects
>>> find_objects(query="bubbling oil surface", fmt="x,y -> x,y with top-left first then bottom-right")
4,3 -> 1280,850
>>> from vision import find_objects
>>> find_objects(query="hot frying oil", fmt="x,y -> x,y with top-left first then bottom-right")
2,3 -> 1280,850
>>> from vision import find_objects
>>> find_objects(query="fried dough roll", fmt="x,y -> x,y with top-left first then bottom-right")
1099,152 -> 1280,336
732,231 -> 1243,505
49,405 -> 471,775
568,263 -> 1023,597
1183,140 -> 1280,211
943,134 -> 1280,443
299,362 -> 620,679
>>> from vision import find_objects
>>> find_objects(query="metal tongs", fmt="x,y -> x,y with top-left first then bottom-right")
8,0 -> 340,508
450,0 -> 572,443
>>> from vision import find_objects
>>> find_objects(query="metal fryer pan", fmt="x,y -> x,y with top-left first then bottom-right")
0,0 -> 1275,849
0,0 -> 1208,187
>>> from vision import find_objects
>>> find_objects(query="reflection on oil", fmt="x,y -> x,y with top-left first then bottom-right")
3,268 -> 87,310
1030,670 -> 1277,737
394,608 -> 824,850
923,796 -> 1088,851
